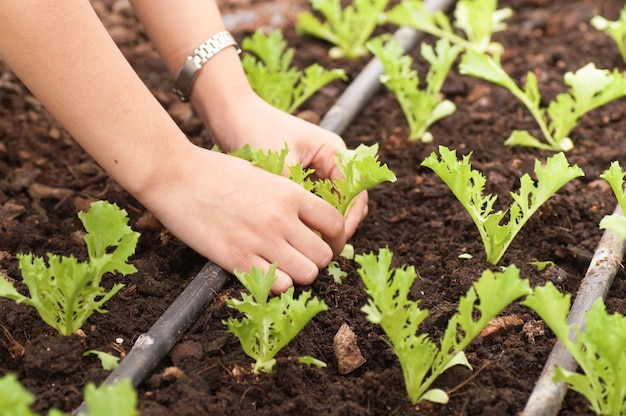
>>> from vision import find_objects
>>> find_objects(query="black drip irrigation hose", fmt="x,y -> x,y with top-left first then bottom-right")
522,204 -> 626,416
72,262 -> 228,416
72,1 -> 455,413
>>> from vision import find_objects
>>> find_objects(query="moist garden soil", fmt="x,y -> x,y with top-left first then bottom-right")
1,0 -> 626,415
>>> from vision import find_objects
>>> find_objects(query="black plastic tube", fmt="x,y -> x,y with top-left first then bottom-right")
521,204 -> 626,416
72,262 -> 229,416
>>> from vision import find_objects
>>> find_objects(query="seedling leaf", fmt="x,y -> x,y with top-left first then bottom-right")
422,146 -> 583,264
357,248 -> 531,403
229,143 -> 395,216
460,51 -> 626,151
367,35 -> 460,141
242,29 -> 346,113
600,161 -> 626,239
591,6 -> 626,64
0,201 -> 139,336
385,0 -> 510,55
296,0 -> 390,59
84,350 -> 120,371
0,373 -> 37,416
523,284 -> 626,415
81,379 -> 138,416
223,264 -> 328,373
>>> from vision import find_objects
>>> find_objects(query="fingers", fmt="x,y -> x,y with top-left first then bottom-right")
232,255 -> 297,295
298,192 -> 346,256
345,191 -> 369,239
233,226 -> 332,294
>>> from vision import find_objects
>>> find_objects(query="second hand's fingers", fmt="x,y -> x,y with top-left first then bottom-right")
235,255 -> 295,295
297,193 -> 346,255
345,191 -> 369,239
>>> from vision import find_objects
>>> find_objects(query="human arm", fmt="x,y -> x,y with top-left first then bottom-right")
129,0 -> 369,237
0,1 -> 348,292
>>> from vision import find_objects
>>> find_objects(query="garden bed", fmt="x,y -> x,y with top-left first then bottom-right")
1,0 -> 626,414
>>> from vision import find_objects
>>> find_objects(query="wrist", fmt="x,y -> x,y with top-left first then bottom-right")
173,31 -> 241,102
188,49 -> 257,148
115,128 -> 195,205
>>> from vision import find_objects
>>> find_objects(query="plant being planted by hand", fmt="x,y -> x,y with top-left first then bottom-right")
296,0 -> 390,59
0,201 -> 139,336
591,5 -> 626,65
357,248 -> 531,404
367,35 -> 462,142
312,143 -> 396,215
223,264 -> 328,373
230,142 -> 397,216
422,146 -> 584,264
384,0 -> 511,56
241,29 -> 346,114
522,283 -> 626,416
599,161 -> 626,239
459,50 -> 626,151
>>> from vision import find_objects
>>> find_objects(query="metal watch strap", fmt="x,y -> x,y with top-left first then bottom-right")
173,31 -> 240,102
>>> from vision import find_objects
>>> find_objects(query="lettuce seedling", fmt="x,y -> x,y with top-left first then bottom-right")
313,143 -> 397,215
459,50 -> 626,151
296,0 -> 390,59
357,248 -> 531,404
422,146 -> 584,264
0,373 -> 138,416
591,6 -> 626,65
384,0 -> 511,56
0,201 -> 139,336
223,264 -> 328,373
228,143 -> 290,176
522,283 -> 626,416
80,379 -> 138,416
241,29 -> 346,113
84,349 -> 120,370
229,142 -> 396,216
367,35 -> 461,142
0,373 -> 52,416
599,161 -> 626,239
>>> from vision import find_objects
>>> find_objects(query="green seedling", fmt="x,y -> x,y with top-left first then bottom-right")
241,29 -> 346,113
223,264 -> 328,373
84,349 -> 120,370
422,146 -> 584,264
0,201 -> 139,336
367,35 -> 461,142
326,243 -> 355,284
384,0 -> 511,56
312,143 -> 397,215
529,260 -> 555,272
599,161 -> 626,239
296,0 -> 390,59
459,50 -> 626,151
230,142 -> 397,216
0,373 -> 138,416
522,283 -> 626,416
591,6 -> 626,64
357,248 -> 531,404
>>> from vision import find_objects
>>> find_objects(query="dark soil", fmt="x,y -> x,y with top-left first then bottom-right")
1,0 -> 626,415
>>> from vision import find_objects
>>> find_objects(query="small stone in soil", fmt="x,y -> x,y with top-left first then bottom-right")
333,323 -> 366,375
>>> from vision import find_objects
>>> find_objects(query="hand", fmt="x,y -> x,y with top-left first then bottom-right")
194,86 -> 369,240
138,142 -> 347,293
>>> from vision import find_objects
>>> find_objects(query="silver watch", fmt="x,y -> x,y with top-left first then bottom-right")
173,31 -> 240,102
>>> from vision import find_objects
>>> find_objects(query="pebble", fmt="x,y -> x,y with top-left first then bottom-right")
333,323 -> 366,374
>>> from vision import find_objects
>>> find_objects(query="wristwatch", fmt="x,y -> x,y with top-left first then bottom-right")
173,31 -> 240,102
